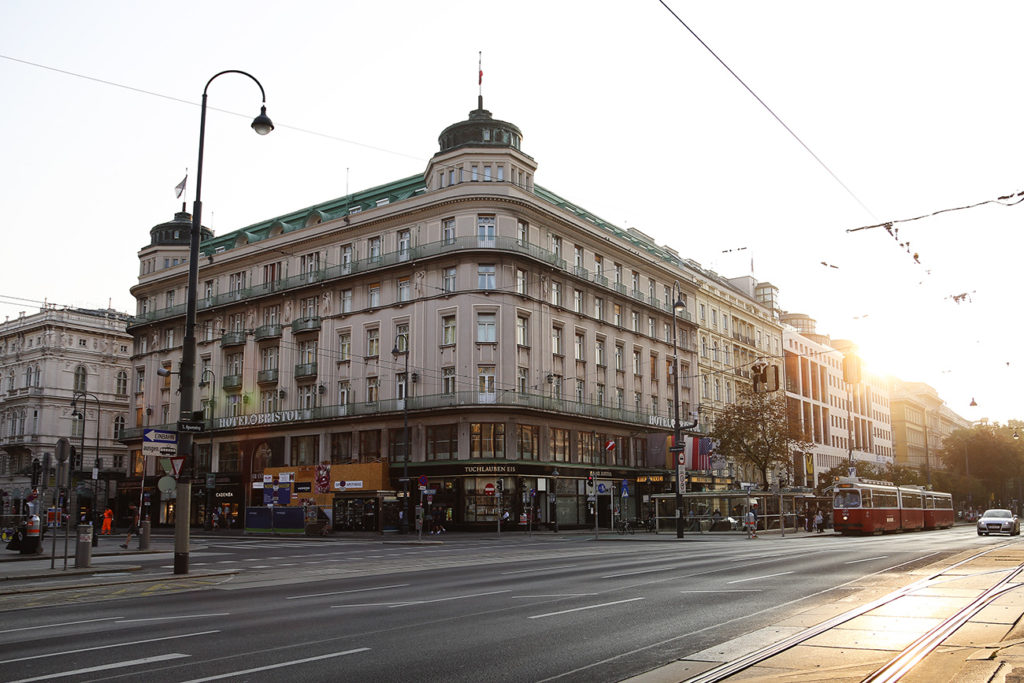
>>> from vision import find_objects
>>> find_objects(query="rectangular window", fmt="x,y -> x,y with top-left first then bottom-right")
551,235 -> 562,259
551,326 -> 563,355
366,328 -> 380,357
297,339 -> 317,364
550,427 -> 569,462
517,367 -> 528,393
366,377 -> 380,403
593,297 -> 604,320
301,296 -> 319,319
300,252 -> 320,281
478,264 -> 496,289
477,214 -> 496,242
427,424 -> 458,461
573,289 -> 584,313
594,255 -> 604,277
443,266 -> 457,293
574,332 -> 585,361
341,289 -> 353,313
337,380 -> 351,406
516,316 -> 529,346
516,268 -> 528,295
517,424 -> 538,460
397,277 -> 410,302
330,431 -> 353,464
260,389 -> 279,413
368,237 -> 381,262
442,315 -> 456,345
338,333 -> 351,362
470,422 -> 505,458
477,312 -> 497,343
614,304 -> 622,327
595,338 -> 606,366
340,245 -> 353,271
368,283 -> 380,307
631,311 -> 640,332
550,281 -> 562,307
395,323 -> 409,353
229,271 -> 246,292
442,218 -> 456,244
442,366 -> 456,394
398,229 -> 410,258
477,365 -> 495,396
260,346 -> 279,370
615,344 -> 624,371
633,349 -> 642,375
517,219 -> 529,245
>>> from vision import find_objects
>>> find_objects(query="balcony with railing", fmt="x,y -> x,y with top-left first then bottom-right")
222,374 -> 243,390
220,331 -> 247,347
295,362 -> 318,379
291,317 -> 322,334
253,324 -> 282,342
257,368 -> 279,384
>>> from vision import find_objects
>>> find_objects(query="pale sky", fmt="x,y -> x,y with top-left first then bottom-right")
2,1 -> 1020,423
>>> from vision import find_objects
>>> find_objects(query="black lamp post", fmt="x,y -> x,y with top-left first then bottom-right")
174,70 -> 273,575
199,368 -> 216,527
550,467 -> 559,532
71,391 -> 101,546
392,339 -> 411,534
671,282 -> 689,539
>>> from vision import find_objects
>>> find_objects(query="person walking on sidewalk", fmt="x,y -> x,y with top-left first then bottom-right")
745,503 -> 758,539
101,507 -> 113,535
120,506 -> 139,549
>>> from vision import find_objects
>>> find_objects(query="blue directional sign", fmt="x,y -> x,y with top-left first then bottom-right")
597,483 -> 608,494
142,429 -> 177,459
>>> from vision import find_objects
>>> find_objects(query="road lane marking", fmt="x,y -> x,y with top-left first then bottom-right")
845,555 -> 889,564
9,653 -> 190,683
680,589 -> 762,593
288,584 -> 410,600
0,617 -> 122,634
388,589 -> 511,608
502,564 -> 577,575
181,648 -> 370,681
727,571 -> 795,584
602,566 -> 679,578
529,597 -> 645,619
331,602 -> 412,608
0,630 -> 219,665
512,594 -> 597,598
115,613 -> 229,623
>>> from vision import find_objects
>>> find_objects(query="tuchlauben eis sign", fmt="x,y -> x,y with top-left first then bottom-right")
216,409 -> 313,429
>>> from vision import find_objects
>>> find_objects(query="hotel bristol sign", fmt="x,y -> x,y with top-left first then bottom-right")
216,409 -> 313,429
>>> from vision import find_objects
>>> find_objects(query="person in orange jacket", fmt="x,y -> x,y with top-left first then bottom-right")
101,507 -> 113,535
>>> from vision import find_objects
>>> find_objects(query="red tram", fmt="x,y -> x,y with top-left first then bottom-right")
832,477 -> 954,535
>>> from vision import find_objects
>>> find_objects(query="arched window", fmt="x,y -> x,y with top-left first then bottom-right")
113,415 -> 126,440
73,366 -> 87,393
115,370 -> 128,396
32,365 -> 40,387
24,366 -> 32,387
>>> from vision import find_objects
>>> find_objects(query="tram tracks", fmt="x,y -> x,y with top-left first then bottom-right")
683,541 -> 1024,682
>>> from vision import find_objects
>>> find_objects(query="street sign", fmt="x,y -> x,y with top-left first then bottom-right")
669,446 -> 686,453
418,474 -> 428,487
143,429 -> 177,461
177,420 -> 205,433
169,456 -> 185,478
484,483 -> 495,496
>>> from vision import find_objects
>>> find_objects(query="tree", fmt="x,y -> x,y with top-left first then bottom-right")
939,424 -> 1024,508
709,386 -> 812,488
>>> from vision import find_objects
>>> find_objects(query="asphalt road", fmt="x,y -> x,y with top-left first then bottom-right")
0,527 -> 1002,682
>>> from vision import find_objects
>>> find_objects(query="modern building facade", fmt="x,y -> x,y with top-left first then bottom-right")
0,306 -> 132,519
122,98 -> 785,530
890,379 -> 969,485
782,315 -> 893,489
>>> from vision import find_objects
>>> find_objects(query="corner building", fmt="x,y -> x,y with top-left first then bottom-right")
122,98 -> 791,530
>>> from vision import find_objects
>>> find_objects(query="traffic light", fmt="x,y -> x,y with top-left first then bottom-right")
586,472 -> 595,494
30,459 -> 41,488
496,479 -> 503,492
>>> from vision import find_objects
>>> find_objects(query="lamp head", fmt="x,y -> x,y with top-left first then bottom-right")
157,367 -> 172,377
251,105 -> 274,135
673,297 -> 686,315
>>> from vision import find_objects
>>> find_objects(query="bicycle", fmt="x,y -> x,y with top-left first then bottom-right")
615,519 -> 635,535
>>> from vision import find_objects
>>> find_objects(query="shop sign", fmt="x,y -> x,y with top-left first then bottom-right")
294,481 -> 312,493
334,480 -> 364,490
637,475 -> 664,483
464,465 -> 517,474
215,491 -> 234,498
216,409 -> 313,429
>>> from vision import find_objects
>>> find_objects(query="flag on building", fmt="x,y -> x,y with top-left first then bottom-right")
684,436 -> 714,471
175,173 -> 188,199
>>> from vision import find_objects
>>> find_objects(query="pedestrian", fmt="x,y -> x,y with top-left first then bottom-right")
120,506 -> 139,549
211,509 -> 220,531
745,504 -> 758,539
101,507 -> 113,535
814,510 -> 824,533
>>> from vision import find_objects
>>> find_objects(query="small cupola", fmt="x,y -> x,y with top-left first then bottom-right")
148,203 -> 213,246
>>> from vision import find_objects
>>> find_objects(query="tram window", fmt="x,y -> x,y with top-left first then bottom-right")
834,490 -> 860,508
862,490 -> 872,508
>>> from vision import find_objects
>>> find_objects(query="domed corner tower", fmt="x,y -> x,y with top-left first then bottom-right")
424,95 -> 538,193
136,204 -> 215,280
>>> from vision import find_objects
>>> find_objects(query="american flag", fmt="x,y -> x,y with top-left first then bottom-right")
685,437 -> 714,471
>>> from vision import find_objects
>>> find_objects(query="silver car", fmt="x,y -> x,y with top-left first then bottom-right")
977,509 -> 1020,536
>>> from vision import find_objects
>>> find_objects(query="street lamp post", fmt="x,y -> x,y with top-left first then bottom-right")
671,282 -> 690,539
199,369 -> 216,528
71,391 -> 101,546
175,70 -> 273,575
550,467 -> 559,533
392,340 -> 411,534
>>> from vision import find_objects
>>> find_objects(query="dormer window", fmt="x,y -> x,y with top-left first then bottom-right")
482,129 -> 490,141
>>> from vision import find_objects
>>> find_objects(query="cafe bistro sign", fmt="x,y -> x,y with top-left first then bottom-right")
216,409 -> 313,429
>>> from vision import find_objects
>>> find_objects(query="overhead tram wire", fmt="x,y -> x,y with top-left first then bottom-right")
656,0 -> 875,220
0,53 -> 423,162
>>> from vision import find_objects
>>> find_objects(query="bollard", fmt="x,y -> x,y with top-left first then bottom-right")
138,520 -> 151,550
75,523 -> 92,568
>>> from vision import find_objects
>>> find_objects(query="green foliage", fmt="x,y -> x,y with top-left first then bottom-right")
937,424 -> 1024,508
708,385 -> 812,488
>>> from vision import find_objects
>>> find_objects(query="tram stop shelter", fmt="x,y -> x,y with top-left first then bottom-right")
650,487 -> 820,533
